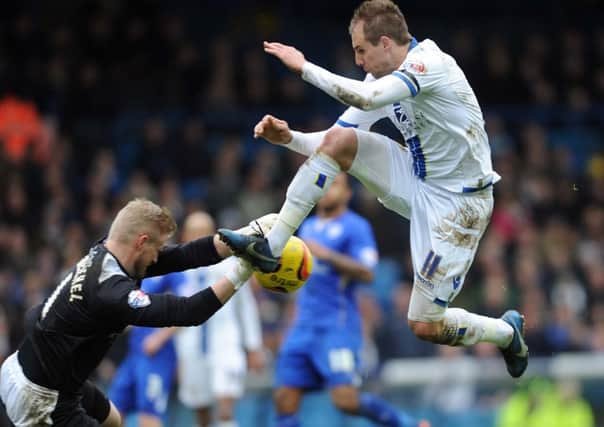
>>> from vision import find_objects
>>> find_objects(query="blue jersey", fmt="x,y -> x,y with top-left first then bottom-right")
295,210 -> 378,335
127,272 -> 186,355
275,210 -> 378,390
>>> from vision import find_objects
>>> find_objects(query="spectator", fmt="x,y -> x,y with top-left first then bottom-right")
497,378 -> 594,427
0,96 -> 44,164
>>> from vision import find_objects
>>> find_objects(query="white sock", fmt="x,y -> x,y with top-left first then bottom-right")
442,308 -> 514,348
267,153 -> 340,255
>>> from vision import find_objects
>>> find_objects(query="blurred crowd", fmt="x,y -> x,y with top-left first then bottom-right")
0,0 -> 603,378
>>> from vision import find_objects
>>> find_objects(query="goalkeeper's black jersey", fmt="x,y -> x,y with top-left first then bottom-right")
18,237 -> 223,393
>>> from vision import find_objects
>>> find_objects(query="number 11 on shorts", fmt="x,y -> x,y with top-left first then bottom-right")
421,250 -> 441,280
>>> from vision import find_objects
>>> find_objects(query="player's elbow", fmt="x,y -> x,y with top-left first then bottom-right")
334,86 -> 375,111
354,97 -> 376,111
355,88 -> 384,111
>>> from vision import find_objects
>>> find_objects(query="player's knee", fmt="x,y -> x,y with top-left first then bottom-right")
217,408 -> 233,421
273,387 -> 300,414
195,407 -> 211,427
408,319 -> 442,342
216,398 -> 235,421
319,127 -> 357,171
330,387 -> 359,414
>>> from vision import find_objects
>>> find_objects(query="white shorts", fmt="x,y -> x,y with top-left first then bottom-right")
351,130 -> 493,321
175,329 -> 246,409
0,352 -> 59,427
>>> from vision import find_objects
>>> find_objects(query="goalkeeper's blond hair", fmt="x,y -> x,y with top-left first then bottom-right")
108,198 -> 177,244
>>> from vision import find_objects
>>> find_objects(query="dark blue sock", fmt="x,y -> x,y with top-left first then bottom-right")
276,413 -> 301,427
358,393 -> 414,427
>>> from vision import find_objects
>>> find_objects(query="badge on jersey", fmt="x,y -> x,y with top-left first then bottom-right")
406,60 -> 426,74
127,289 -> 151,309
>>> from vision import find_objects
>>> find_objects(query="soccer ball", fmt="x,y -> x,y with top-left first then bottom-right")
254,236 -> 313,294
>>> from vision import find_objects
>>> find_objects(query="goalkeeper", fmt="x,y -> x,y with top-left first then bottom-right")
0,198 -> 271,427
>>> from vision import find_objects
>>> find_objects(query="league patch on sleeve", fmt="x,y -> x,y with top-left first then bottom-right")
405,60 -> 426,74
127,289 -> 151,309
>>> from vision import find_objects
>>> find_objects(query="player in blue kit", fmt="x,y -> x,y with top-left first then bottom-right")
109,272 -> 185,427
274,173 -> 429,427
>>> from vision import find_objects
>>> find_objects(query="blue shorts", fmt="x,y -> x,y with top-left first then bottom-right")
109,351 -> 176,418
275,326 -> 362,390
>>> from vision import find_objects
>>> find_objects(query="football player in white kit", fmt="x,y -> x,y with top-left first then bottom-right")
219,0 -> 528,378
175,212 -> 265,427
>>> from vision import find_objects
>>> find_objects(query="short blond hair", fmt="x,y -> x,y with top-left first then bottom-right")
349,0 -> 411,46
108,198 -> 177,244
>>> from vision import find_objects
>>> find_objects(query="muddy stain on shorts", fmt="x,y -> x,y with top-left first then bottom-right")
434,203 -> 484,249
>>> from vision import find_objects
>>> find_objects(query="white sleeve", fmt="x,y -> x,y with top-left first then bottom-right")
336,106 -> 386,131
285,112 -> 382,155
335,74 -> 388,131
286,69 -> 393,152
401,44 -> 447,94
234,282 -> 263,351
301,61 -> 414,111
286,107 -> 383,153
287,130 -> 327,156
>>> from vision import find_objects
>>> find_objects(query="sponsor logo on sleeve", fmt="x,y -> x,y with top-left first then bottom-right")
127,289 -> 151,309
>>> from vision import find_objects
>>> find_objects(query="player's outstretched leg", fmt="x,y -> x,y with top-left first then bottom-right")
237,212 -> 279,237
217,229 -> 279,273
499,310 -> 529,378
218,152 -> 340,271
265,152 -> 341,256
218,213 -> 281,273
440,308 -> 528,378
409,303 -> 529,378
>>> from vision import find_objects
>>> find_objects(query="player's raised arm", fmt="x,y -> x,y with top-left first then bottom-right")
301,61 -> 415,110
145,235 -> 225,278
264,41 -> 415,111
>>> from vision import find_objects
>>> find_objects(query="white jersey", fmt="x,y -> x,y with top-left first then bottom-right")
328,39 -> 500,193
174,258 -> 262,406
295,38 -> 499,323
174,257 -> 262,360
